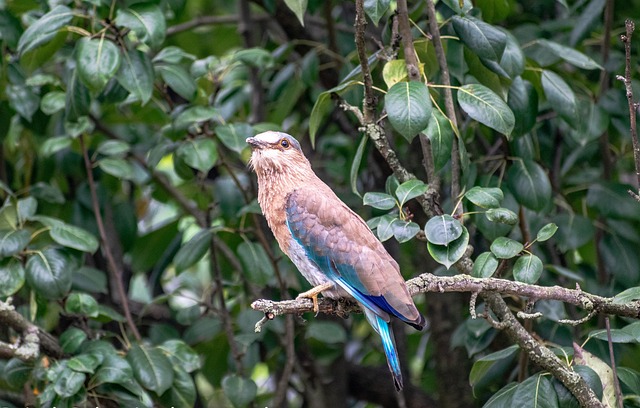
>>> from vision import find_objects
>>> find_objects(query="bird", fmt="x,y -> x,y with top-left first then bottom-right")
246,131 -> 425,391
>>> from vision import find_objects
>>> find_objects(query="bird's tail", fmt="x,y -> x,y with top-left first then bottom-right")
364,309 -> 403,391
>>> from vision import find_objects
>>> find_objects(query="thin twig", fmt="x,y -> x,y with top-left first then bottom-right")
617,19 -> 640,201
354,0 -> 376,123
80,135 -> 141,342
606,317 -> 624,408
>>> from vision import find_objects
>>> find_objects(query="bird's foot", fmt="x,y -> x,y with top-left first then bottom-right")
296,282 -> 334,315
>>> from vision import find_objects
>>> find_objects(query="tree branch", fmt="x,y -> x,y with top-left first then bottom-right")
0,300 -> 62,360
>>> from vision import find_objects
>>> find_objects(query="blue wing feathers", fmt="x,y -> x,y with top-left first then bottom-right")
376,315 -> 403,391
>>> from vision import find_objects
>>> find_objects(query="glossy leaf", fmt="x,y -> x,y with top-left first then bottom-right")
465,186 -> 503,209
128,344 -> 174,395
536,223 -> 558,242
469,345 -> 518,388
0,258 -> 25,296
350,134 -> 368,197
364,0 -> 390,25
159,367 -> 196,407
25,248 -> 73,299
458,84 -> 514,136
376,214 -> 396,242
424,214 -> 463,246
472,252 -> 499,278
40,91 -> 66,115
512,254 -> 543,284
385,81 -> 432,142
17,5 -> 73,55
157,64 -> 197,101
551,214 -> 595,252
67,354 -> 100,374
283,0 -> 307,26
511,373 -> 559,408
176,138 -> 218,173
573,344 -> 615,407
484,382 -> 518,407
75,37 -> 121,93
306,321 -> 347,344
424,110 -> 454,171
117,49 -> 154,104
309,80 -> 358,146
612,287 -> 640,304
0,229 -> 30,257
538,39 -> 603,70
490,237 -> 523,259
216,123 -> 253,154
452,16 -> 506,62
391,219 -> 420,243
507,77 -> 538,138
222,374 -> 257,408
174,106 -> 218,130
363,192 -> 396,210
174,229 -> 211,272
59,328 -> 87,354
506,160 -> 552,211
541,70 -> 577,127
65,69 -> 90,122
53,367 -> 86,398
7,84 -> 39,122
65,292 -> 99,317
98,158 -> 135,180
427,227 -> 469,269
382,59 -> 409,88
395,179 -> 427,206
116,4 -> 166,48
49,223 -> 99,253
159,340 -> 202,373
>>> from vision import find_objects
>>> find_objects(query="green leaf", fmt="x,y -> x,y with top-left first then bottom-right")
537,39 -> 603,70
350,134 -> 368,197
472,252 -> 499,278
222,375 -> 257,408
552,214 -> 595,252
512,254 -> 543,284
237,241 -> 275,285
395,179 -> 427,206
25,248 -> 74,299
362,192 -> 396,210
506,160 -> 552,211
541,70 -> 577,127
153,46 -> 196,64
157,64 -> 197,101
569,0 -> 606,46
176,138 -> 218,173
424,214 -> 463,246
159,340 -> 202,373
441,0 -> 473,14
507,77 -> 538,138
0,258 -> 25,296
600,234 -> 640,287
174,106 -> 218,130
65,292 -> 99,317
573,345 -> 615,407
216,123 -> 253,154
470,345 -> 518,388
4,358 -> 33,389
309,80 -> 358,146
536,223 -> 558,242
427,226 -> 469,269
283,0 -> 307,26
484,382 -> 518,407
40,91 -> 66,115
385,81 -> 432,141
364,0 -> 390,25
376,214 -> 396,242
50,223 -> 99,253
117,49 -> 154,105
59,328 -> 87,354
485,207 -> 518,225
7,84 -> 39,122
98,157 -> 135,180
128,344 -> 174,395
17,5 -> 73,56
512,373 -> 559,408
458,84 -> 515,136
586,182 -> 640,220
97,140 -> 130,157
67,354 -> 100,374
451,16 -> 507,62
0,229 -> 30,257
17,197 -> 36,224
116,4 -> 166,48
424,110 -> 454,171
92,354 -> 135,388
159,366 -> 196,407
30,182 -> 65,204
53,366 -> 86,398
382,59 -> 409,88
612,287 -> 640,304
306,321 -> 347,344
499,29 -> 525,78
490,237 -> 523,259
465,186 -> 503,209
75,37 -> 121,93
65,69 -> 90,122
174,229 -> 211,271
391,219 -> 420,243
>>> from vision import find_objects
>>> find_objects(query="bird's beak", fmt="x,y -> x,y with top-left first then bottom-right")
246,137 -> 263,149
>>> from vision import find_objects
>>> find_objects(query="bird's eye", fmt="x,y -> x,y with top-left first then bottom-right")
280,139 -> 290,149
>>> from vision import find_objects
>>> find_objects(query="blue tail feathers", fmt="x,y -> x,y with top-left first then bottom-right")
376,315 -> 403,391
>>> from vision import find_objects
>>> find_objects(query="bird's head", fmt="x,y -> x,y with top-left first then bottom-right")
246,131 -> 312,179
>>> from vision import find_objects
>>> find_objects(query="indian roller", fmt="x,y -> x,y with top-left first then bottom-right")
247,131 -> 425,391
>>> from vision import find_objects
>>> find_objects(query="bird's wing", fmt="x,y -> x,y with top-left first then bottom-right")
285,186 -> 423,328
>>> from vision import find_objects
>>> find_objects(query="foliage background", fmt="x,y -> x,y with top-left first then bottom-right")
1,0 -> 640,407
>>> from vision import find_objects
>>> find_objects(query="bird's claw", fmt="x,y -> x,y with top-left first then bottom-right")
296,282 -> 334,316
